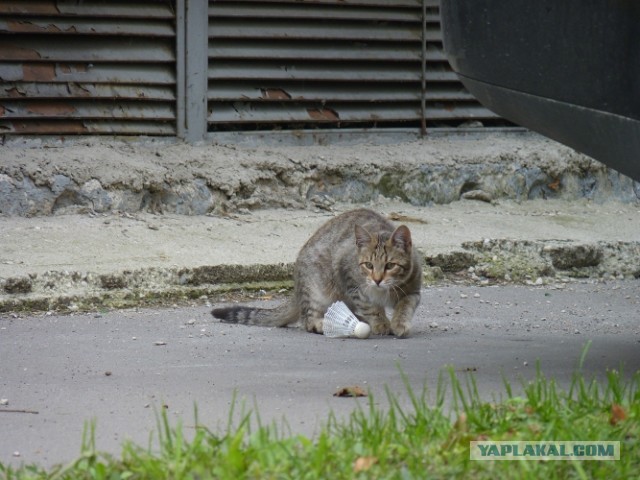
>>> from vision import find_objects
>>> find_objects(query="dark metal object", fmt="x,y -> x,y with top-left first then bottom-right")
440,0 -> 640,182
0,0 -> 502,140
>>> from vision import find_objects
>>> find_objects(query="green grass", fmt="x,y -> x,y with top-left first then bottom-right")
2,349 -> 639,479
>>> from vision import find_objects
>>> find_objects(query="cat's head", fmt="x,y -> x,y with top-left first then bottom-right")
355,224 -> 413,289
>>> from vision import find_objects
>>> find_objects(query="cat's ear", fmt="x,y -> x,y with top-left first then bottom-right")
390,225 -> 412,252
355,225 -> 373,248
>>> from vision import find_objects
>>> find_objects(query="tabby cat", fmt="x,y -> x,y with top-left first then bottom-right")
211,208 -> 422,337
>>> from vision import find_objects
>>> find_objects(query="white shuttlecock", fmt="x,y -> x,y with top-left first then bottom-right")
323,301 -> 371,339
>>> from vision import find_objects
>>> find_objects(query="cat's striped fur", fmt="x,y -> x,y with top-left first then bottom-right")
211,209 -> 422,337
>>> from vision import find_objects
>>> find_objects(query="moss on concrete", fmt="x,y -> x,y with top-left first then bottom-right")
0,280 -> 294,314
3,276 -> 33,294
475,253 -> 554,282
426,251 -> 478,272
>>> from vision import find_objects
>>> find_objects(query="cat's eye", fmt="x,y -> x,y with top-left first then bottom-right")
362,262 -> 374,270
385,262 -> 397,271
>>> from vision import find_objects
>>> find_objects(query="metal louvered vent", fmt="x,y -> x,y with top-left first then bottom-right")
0,1 -> 506,141
207,0 -> 500,132
0,0 -> 177,136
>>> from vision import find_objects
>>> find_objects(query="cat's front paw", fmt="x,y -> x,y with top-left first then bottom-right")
370,321 -> 391,336
391,323 -> 410,338
305,317 -> 324,334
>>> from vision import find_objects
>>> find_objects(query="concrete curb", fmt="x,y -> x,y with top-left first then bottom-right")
0,264 -> 294,313
427,239 -> 640,282
3,239 -> 638,314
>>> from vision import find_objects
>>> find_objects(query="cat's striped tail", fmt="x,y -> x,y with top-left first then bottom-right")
211,301 -> 298,327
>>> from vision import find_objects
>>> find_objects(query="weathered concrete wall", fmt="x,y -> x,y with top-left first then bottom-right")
1,132 -> 638,216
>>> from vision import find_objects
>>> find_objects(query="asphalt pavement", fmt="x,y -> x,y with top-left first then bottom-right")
1,281 -> 638,468
1,199 -> 640,468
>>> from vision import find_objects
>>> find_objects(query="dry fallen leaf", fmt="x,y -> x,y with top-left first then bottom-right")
548,178 -> 561,191
610,404 -> 627,425
353,456 -> 378,473
333,386 -> 367,398
387,212 -> 428,224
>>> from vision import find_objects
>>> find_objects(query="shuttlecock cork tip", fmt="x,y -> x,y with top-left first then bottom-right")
353,321 -> 371,339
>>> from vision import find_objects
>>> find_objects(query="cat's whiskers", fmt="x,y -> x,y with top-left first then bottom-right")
389,283 -> 408,303
348,284 -> 363,298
